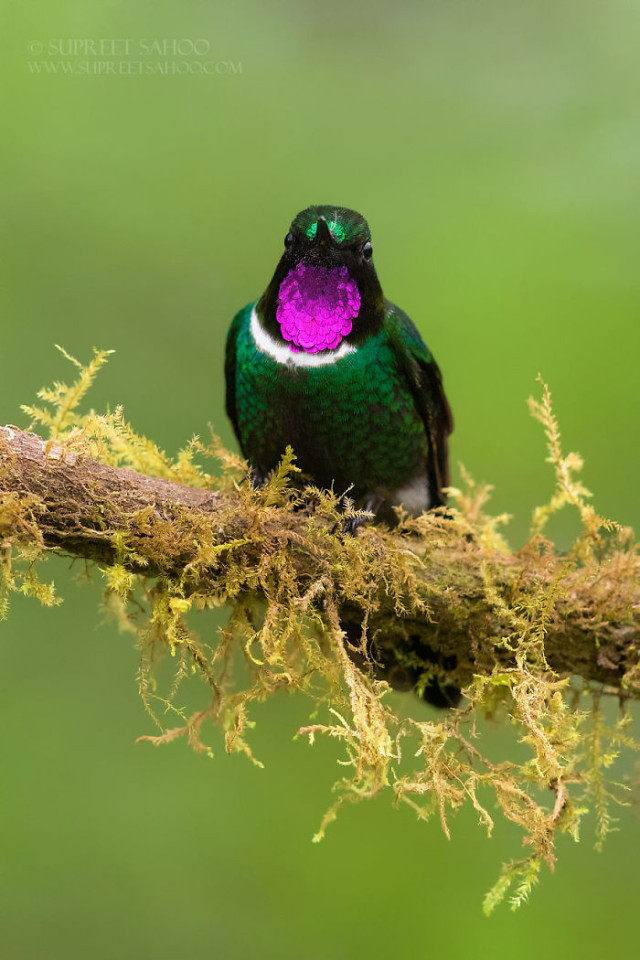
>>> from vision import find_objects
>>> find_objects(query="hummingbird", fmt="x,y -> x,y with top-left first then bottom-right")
225,205 -> 453,530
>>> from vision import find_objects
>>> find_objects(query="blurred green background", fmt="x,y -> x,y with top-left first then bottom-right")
2,2 -> 639,958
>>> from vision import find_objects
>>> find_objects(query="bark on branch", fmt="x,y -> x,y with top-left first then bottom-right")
1,425 -> 638,697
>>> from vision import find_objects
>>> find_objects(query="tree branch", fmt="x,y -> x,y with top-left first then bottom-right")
1,424 -> 638,697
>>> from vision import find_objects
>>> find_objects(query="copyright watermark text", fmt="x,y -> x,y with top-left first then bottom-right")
26,38 -> 243,77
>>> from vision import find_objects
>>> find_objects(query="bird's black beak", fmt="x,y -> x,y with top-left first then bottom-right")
314,216 -> 333,247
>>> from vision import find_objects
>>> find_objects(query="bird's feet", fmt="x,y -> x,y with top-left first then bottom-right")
247,465 -> 269,489
335,493 -> 383,537
339,513 -> 372,537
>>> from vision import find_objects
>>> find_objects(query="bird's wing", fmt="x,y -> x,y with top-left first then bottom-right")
225,304 -> 251,447
385,302 -> 453,506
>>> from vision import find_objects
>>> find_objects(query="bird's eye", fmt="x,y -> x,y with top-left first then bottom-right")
284,232 -> 294,249
362,241 -> 373,260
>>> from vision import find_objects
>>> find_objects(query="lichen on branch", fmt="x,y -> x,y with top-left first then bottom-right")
0,349 -> 639,913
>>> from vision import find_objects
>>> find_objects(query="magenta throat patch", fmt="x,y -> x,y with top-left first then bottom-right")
276,263 -> 361,353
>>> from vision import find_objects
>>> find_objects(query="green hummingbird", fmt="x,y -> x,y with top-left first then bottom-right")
225,205 -> 453,529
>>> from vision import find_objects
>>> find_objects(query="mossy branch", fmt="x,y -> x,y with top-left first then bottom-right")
1,350 -> 639,913
0,424 -> 638,696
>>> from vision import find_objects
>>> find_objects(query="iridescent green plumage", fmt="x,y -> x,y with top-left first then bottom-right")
225,206 -> 452,523
294,205 -> 368,245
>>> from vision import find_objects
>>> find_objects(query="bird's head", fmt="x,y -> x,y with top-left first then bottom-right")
257,205 -> 384,354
